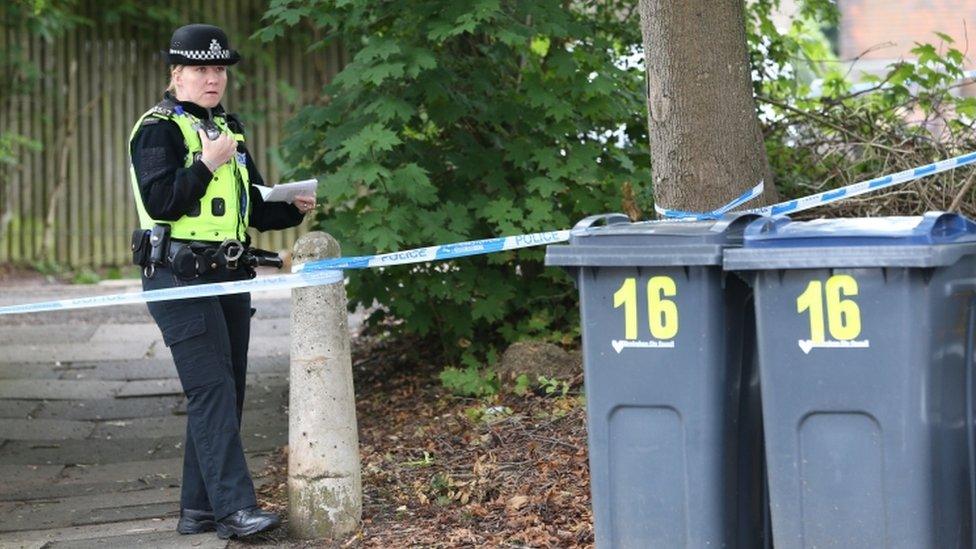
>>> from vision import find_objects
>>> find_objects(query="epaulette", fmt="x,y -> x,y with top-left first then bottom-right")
148,98 -> 177,118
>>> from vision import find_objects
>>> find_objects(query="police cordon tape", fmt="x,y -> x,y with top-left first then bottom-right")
745,151 -> 976,217
0,150 -> 973,317
653,180 -> 765,220
291,230 -> 573,273
652,150 -> 976,220
0,269 -> 343,316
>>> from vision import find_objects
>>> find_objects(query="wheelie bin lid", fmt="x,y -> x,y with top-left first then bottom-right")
545,212 -> 761,267
724,212 -> 976,269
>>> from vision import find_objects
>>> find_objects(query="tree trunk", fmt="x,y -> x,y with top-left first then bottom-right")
639,0 -> 777,214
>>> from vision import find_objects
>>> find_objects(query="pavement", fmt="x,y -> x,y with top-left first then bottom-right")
0,275 -> 357,548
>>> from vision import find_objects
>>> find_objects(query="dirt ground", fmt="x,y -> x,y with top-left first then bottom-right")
233,335 -> 593,548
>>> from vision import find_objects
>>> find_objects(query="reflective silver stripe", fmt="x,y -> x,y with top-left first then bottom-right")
169,48 -> 232,60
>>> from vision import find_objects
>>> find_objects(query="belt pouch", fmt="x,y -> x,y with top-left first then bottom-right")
171,245 -> 200,280
131,229 -> 151,267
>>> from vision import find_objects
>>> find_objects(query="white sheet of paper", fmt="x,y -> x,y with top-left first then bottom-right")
254,179 -> 318,203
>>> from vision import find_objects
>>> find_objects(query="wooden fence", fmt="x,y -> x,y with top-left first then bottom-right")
0,0 -> 344,268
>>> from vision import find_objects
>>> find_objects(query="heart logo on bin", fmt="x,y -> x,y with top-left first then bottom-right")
797,339 -> 871,354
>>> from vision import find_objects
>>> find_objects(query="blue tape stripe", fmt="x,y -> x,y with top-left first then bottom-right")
436,237 -> 506,260
960,152 -> 976,164
770,200 -> 797,216
822,189 -> 846,201
868,175 -> 893,189
914,165 -> 937,176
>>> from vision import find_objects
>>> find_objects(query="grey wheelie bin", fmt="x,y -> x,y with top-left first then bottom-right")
724,212 -> 976,548
546,213 -> 769,549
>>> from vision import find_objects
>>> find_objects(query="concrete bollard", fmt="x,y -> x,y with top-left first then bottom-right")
289,232 -> 362,539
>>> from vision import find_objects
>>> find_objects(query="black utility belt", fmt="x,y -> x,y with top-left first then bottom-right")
131,225 -> 283,280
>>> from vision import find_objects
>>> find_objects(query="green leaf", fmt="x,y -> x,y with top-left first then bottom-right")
947,48 -> 965,66
887,63 -> 915,85
390,163 -> 438,204
358,62 -> 406,85
910,42 -> 938,64
483,197 -> 519,229
354,39 -> 401,63
526,176 -> 564,197
405,48 -> 437,78
957,97 -> 976,118
339,123 -> 402,160
363,96 -> 415,122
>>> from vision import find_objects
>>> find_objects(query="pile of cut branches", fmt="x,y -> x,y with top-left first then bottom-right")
760,42 -> 976,219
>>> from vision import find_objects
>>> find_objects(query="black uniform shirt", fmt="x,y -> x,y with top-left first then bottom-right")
130,93 -> 305,234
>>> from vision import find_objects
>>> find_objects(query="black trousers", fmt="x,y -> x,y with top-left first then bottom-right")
143,266 -> 257,520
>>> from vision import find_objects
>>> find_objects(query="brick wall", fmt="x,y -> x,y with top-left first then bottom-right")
840,0 -> 975,65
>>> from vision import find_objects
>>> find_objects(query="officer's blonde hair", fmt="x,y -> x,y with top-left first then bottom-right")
165,65 -> 184,93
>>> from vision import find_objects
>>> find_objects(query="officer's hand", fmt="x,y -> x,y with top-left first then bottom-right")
293,195 -> 317,214
198,129 -> 237,173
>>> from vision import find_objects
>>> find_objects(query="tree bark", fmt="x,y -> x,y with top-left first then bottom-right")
639,0 -> 777,214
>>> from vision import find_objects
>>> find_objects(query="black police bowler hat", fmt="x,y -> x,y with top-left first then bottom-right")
165,24 -> 241,66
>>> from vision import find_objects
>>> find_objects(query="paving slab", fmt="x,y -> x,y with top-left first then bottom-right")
90,407 -> 283,440
56,453 -> 270,486
51,355 -> 289,382
115,372 -> 288,399
249,317 -> 293,337
0,517 -> 186,549
54,359 -> 176,381
0,436 -> 186,465
0,486 -> 180,532
0,401 -> 43,419
0,362 -> 64,380
114,378 -> 183,398
0,419 -> 96,440
0,464 -> 65,496
1,341 -> 158,363
0,380 -> 124,401
0,433 -> 281,466
0,325 -> 97,345
70,501 -> 180,528
31,396 -> 184,421
89,323 -> 161,343
47,528 -> 226,549
0,475 -> 178,503
0,308 -> 156,326
1,454 -> 271,503
55,457 -> 183,486
247,335 -> 292,357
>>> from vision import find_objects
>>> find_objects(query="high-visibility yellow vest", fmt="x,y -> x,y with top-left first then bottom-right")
129,100 -> 250,242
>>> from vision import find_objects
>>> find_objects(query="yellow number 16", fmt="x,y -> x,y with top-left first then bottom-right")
613,276 -> 679,340
796,274 -> 862,342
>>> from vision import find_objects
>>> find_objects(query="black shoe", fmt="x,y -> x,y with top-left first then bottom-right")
177,508 -> 216,535
216,506 -> 281,539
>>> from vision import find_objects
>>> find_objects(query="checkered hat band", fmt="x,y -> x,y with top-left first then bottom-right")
170,48 -> 232,60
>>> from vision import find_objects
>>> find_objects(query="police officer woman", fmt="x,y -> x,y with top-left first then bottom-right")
128,24 -> 316,539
